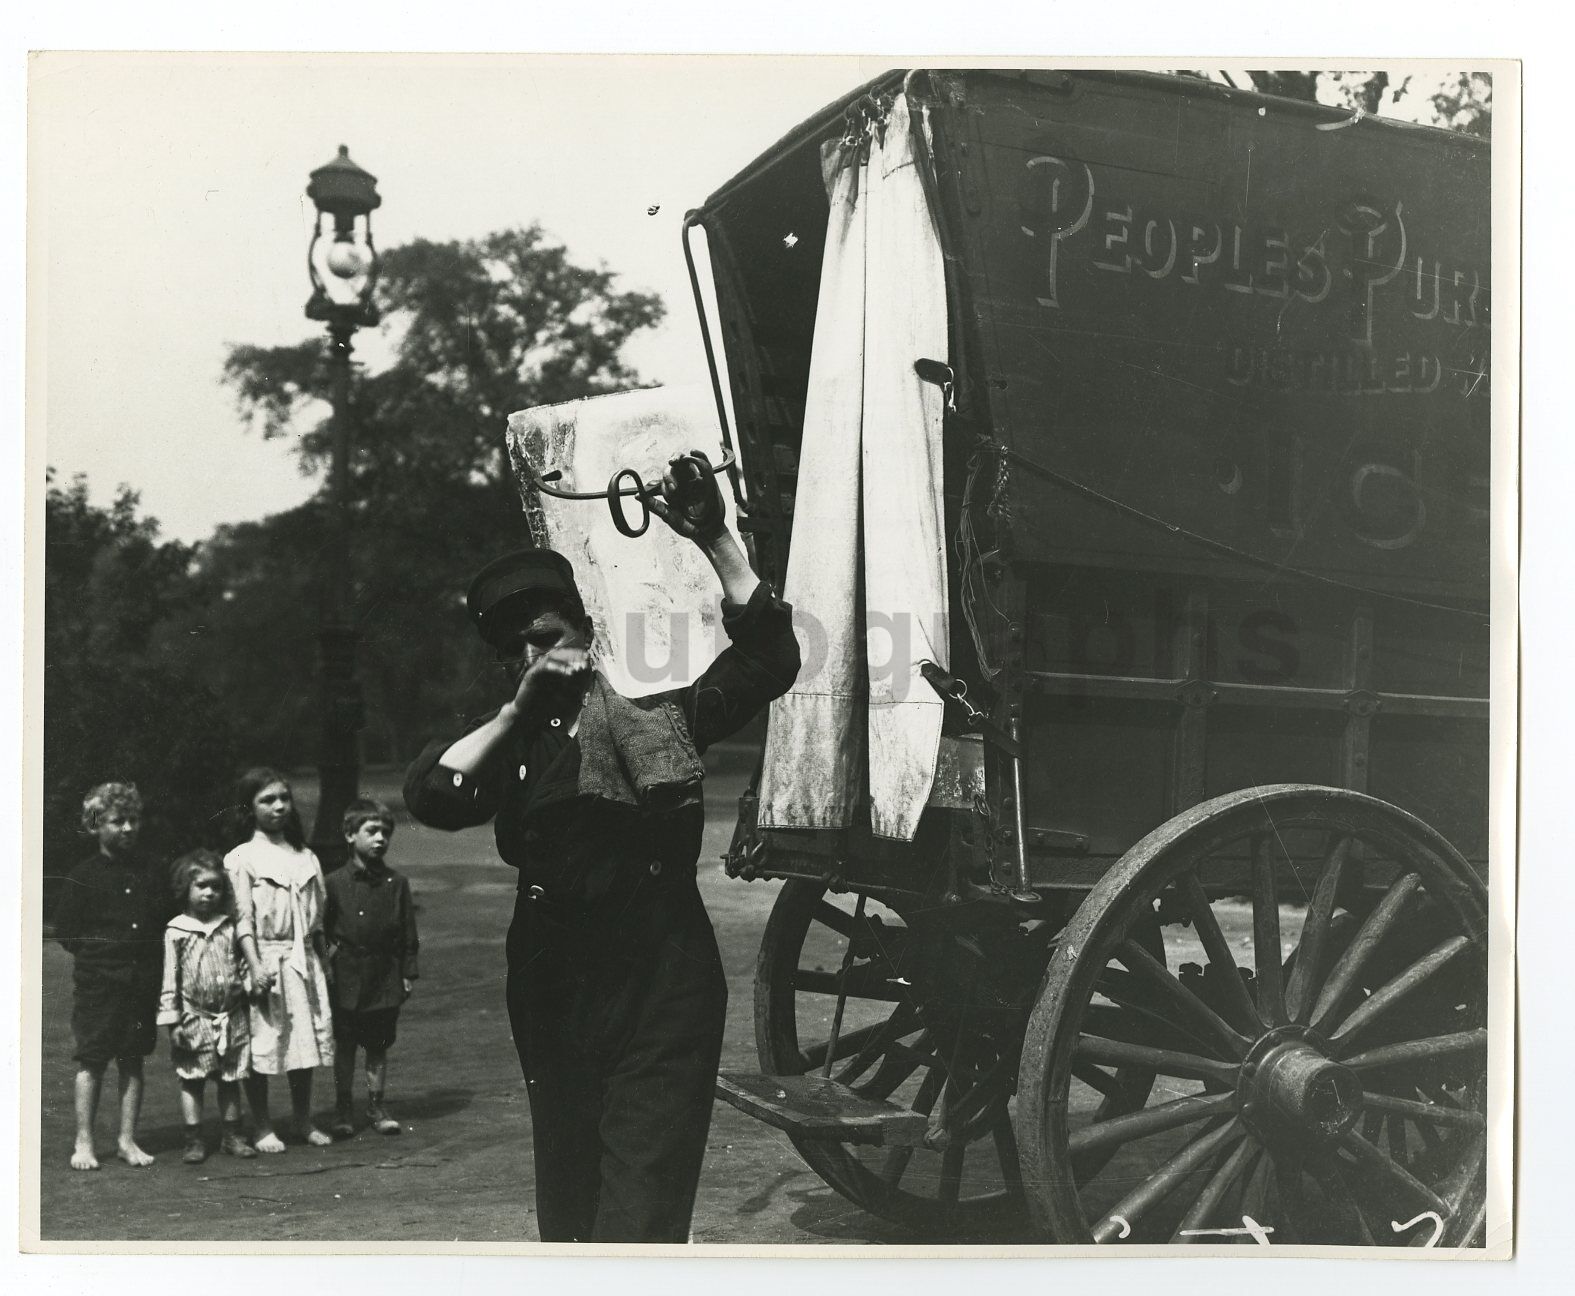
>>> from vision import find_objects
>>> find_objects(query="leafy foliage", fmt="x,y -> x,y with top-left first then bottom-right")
1428,72 -> 1493,139
43,474 -> 244,910
1178,69 -> 1493,137
215,225 -> 664,765
224,225 -> 664,495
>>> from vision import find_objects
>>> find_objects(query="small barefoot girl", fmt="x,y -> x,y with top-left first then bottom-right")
224,769 -> 335,1151
157,850 -> 259,1164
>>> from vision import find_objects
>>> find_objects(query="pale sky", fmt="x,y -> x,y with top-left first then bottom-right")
29,55 -> 1495,544
29,53 -> 872,541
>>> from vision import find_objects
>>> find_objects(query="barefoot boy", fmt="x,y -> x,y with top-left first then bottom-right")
324,799 -> 419,1137
54,783 -> 173,1169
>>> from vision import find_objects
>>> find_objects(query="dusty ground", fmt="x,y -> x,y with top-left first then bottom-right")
35,748 -> 929,1247
35,747 -> 1296,1248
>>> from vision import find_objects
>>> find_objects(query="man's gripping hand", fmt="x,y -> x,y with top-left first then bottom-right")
647,450 -> 727,545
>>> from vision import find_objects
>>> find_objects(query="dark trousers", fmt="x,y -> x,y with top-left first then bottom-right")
505,866 -> 727,1243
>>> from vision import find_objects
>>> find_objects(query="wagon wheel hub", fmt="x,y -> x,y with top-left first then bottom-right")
1239,1037 -> 1364,1150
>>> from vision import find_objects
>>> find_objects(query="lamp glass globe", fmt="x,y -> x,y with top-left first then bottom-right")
325,240 -> 369,280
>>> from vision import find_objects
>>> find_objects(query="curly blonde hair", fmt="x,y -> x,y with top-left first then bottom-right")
80,782 -> 142,832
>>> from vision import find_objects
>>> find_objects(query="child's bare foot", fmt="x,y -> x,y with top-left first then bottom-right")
253,1130 -> 286,1154
116,1140 -> 155,1167
70,1139 -> 100,1171
299,1125 -> 333,1147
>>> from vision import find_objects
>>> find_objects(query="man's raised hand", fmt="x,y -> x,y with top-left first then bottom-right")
647,450 -> 727,544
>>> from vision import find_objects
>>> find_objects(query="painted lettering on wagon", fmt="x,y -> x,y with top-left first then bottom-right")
1225,347 -> 1489,398
1016,155 -> 1486,345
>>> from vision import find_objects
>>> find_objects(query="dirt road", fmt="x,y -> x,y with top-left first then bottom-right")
36,749 -> 924,1246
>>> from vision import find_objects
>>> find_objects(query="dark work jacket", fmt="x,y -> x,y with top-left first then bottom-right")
403,582 -> 800,905
324,861 -> 419,1012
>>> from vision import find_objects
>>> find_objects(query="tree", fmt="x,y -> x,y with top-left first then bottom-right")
215,225 -> 665,765
224,225 -> 664,502
43,473 -> 244,912
1180,69 -> 1493,138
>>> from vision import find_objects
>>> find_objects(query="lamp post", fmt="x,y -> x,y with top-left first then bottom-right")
304,145 -> 381,869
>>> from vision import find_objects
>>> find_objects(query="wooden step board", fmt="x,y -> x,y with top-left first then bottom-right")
715,1072 -> 931,1147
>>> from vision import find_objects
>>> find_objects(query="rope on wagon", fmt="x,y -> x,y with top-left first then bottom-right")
982,441 -> 1492,626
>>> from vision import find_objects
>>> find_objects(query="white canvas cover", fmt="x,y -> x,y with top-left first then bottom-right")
759,95 -> 950,842
506,385 -> 738,699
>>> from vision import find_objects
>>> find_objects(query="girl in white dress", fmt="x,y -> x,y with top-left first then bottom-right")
224,768 -> 335,1151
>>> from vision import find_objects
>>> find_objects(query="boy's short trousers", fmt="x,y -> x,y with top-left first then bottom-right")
72,963 -> 159,1066
333,1007 -> 400,1051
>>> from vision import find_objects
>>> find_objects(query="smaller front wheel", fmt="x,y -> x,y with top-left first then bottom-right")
755,880 -> 1043,1236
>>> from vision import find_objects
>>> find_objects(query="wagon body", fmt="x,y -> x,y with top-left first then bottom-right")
692,68 -> 1490,892
687,69 -> 1495,1244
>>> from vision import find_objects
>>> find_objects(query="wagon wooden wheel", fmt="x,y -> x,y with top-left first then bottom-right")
1014,785 -> 1489,1247
755,879 -> 1033,1233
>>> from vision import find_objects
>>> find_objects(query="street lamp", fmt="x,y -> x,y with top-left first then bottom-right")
305,145 -> 381,869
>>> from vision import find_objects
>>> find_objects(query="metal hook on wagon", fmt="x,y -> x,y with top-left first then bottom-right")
520,447 -> 738,539
917,659 -> 1020,758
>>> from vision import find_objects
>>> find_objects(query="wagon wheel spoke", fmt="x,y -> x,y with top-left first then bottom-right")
938,1134 -> 968,1205
1328,936 -> 1473,1049
1115,939 -> 1252,1058
817,893 -> 870,1076
1075,1034 -> 1240,1087
946,1054 -> 1016,1130
1238,1142 -> 1273,1223
1090,1119 -> 1245,1243
1362,1091 -> 1485,1130
828,1002 -> 923,1085
993,1114 -> 1026,1204
1341,1027 -> 1487,1073
846,1030 -> 936,1097
844,1045 -> 928,1098
811,899 -> 862,938
1251,835 -> 1287,1026
1285,834 -> 1352,1023
1071,1062 -> 1124,1102
877,1143 -> 916,1188
1068,1091 -> 1236,1159
1437,1129 -> 1488,1214
1084,993 -> 1227,1059
1386,1114 -> 1412,1172
874,1067 -> 946,1191
1438,1128 -> 1489,1246
1274,1159 -> 1313,1245
1413,1118 -> 1446,1155
799,1018 -> 891,1071
1311,873 -> 1422,1032
1174,1137 -> 1260,1240
1179,874 -> 1263,1034
912,1063 -> 946,1117
794,966 -> 905,1001
1339,1128 -> 1451,1216
1310,1161 -> 1378,1245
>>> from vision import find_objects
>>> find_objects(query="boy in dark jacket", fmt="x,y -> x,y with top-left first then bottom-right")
55,782 -> 173,1169
324,799 -> 419,1137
